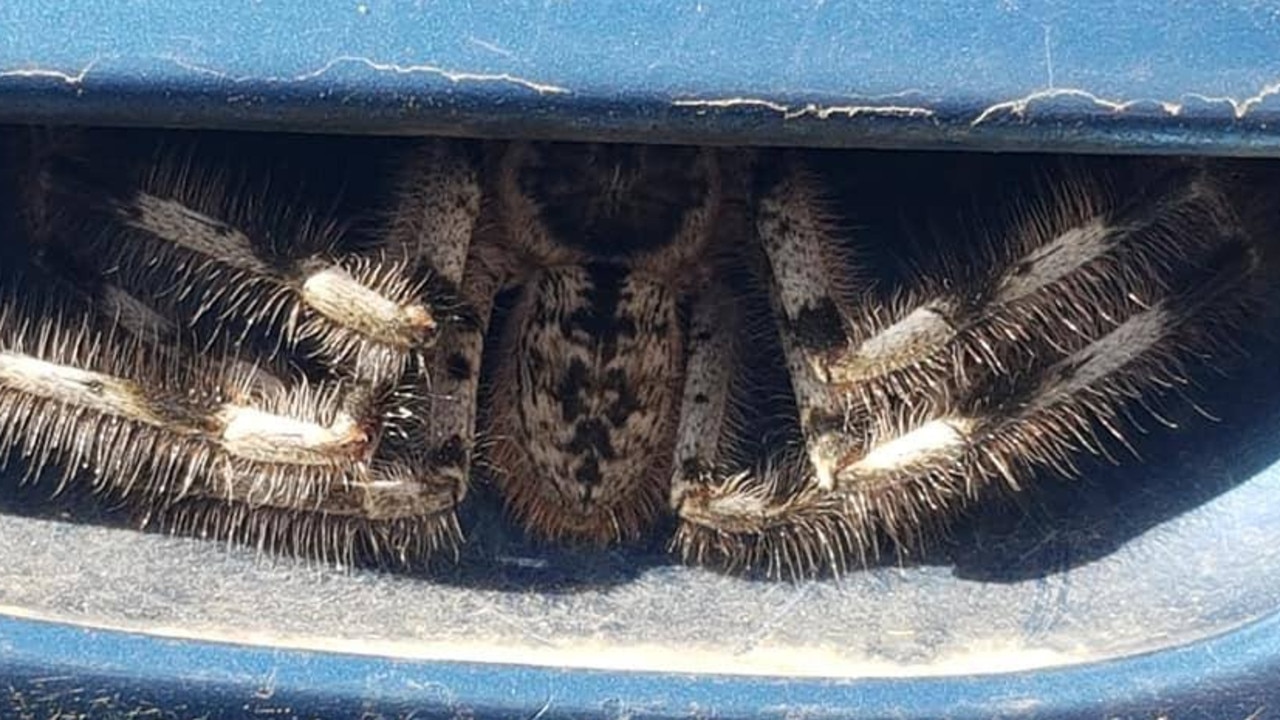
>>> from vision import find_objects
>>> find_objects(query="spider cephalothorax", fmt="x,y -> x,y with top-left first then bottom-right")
0,130 -> 1267,578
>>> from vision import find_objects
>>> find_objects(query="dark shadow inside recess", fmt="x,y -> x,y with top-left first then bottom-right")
808,148 -> 1280,583
0,126 -> 1278,598
928,345 -> 1280,583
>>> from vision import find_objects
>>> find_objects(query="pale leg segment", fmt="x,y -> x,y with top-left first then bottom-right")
37,144 -> 451,385
668,279 -> 744,509
754,155 -> 869,490
678,160 -> 1260,578
4,137 -> 496,566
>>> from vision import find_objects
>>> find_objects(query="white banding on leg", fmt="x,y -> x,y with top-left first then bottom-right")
846,417 -> 975,477
300,266 -> 435,348
0,350 -> 368,466
216,405 -> 367,466
1035,302 -> 1172,409
833,303 -> 956,383
996,219 -> 1112,303
82,164 -> 441,379
0,352 -> 160,423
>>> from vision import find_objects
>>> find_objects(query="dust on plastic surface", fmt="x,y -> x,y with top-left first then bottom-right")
3,321 -> 1279,679
1,134 -> 1279,680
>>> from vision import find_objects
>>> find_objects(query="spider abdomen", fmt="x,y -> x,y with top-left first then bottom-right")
490,262 -> 682,545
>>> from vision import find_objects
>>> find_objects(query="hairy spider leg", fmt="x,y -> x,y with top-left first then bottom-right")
152,140 -> 490,565
6,135 -> 494,565
675,156 -> 1260,578
666,175 -> 773,528
35,140 -> 442,385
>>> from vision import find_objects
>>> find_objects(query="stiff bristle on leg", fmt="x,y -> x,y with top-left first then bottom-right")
0,276 -> 464,566
674,156 -> 1263,579
31,134 -> 448,385
1,133 -> 497,568
140,458 -> 464,568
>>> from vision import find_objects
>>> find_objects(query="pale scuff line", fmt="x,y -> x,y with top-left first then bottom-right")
785,103 -> 935,120
1185,77 -> 1280,119
970,87 -> 1183,126
0,58 -> 101,86
1042,23 -> 1055,89
313,56 -> 569,95
673,96 -> 936,120
673,97 -> 789,113
165,54 -> 569,95
971,76 -> 1280,126
467,36 -> 518,60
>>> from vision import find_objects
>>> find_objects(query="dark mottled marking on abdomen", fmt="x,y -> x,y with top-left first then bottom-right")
564,417 -> 617,460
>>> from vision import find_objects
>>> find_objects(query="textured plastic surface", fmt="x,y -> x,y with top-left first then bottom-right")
3,610 -> 1280,719
3,415 -> 1280,718
2,2 -> 1280,153
2,2 -> 1280,719
2,138 -> 1279,718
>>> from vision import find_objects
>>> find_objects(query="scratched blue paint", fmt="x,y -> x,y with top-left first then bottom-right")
2,3 -> 1280,718
1,1 -> 1280,152
3,609 -> 1279,719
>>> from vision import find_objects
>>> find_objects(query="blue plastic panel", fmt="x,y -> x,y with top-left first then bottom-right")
1,139 -> 1278,718
2,3 -> 1280,719
1,2 -> 1280,153
2,610 -> 1279,719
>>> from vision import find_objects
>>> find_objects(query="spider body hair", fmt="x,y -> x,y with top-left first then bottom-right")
0,132 -> 1269,580
35,149 -> 444,385
0,273 -> 463,563
672,158 -> 1263,578
484,142 -> 727,545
